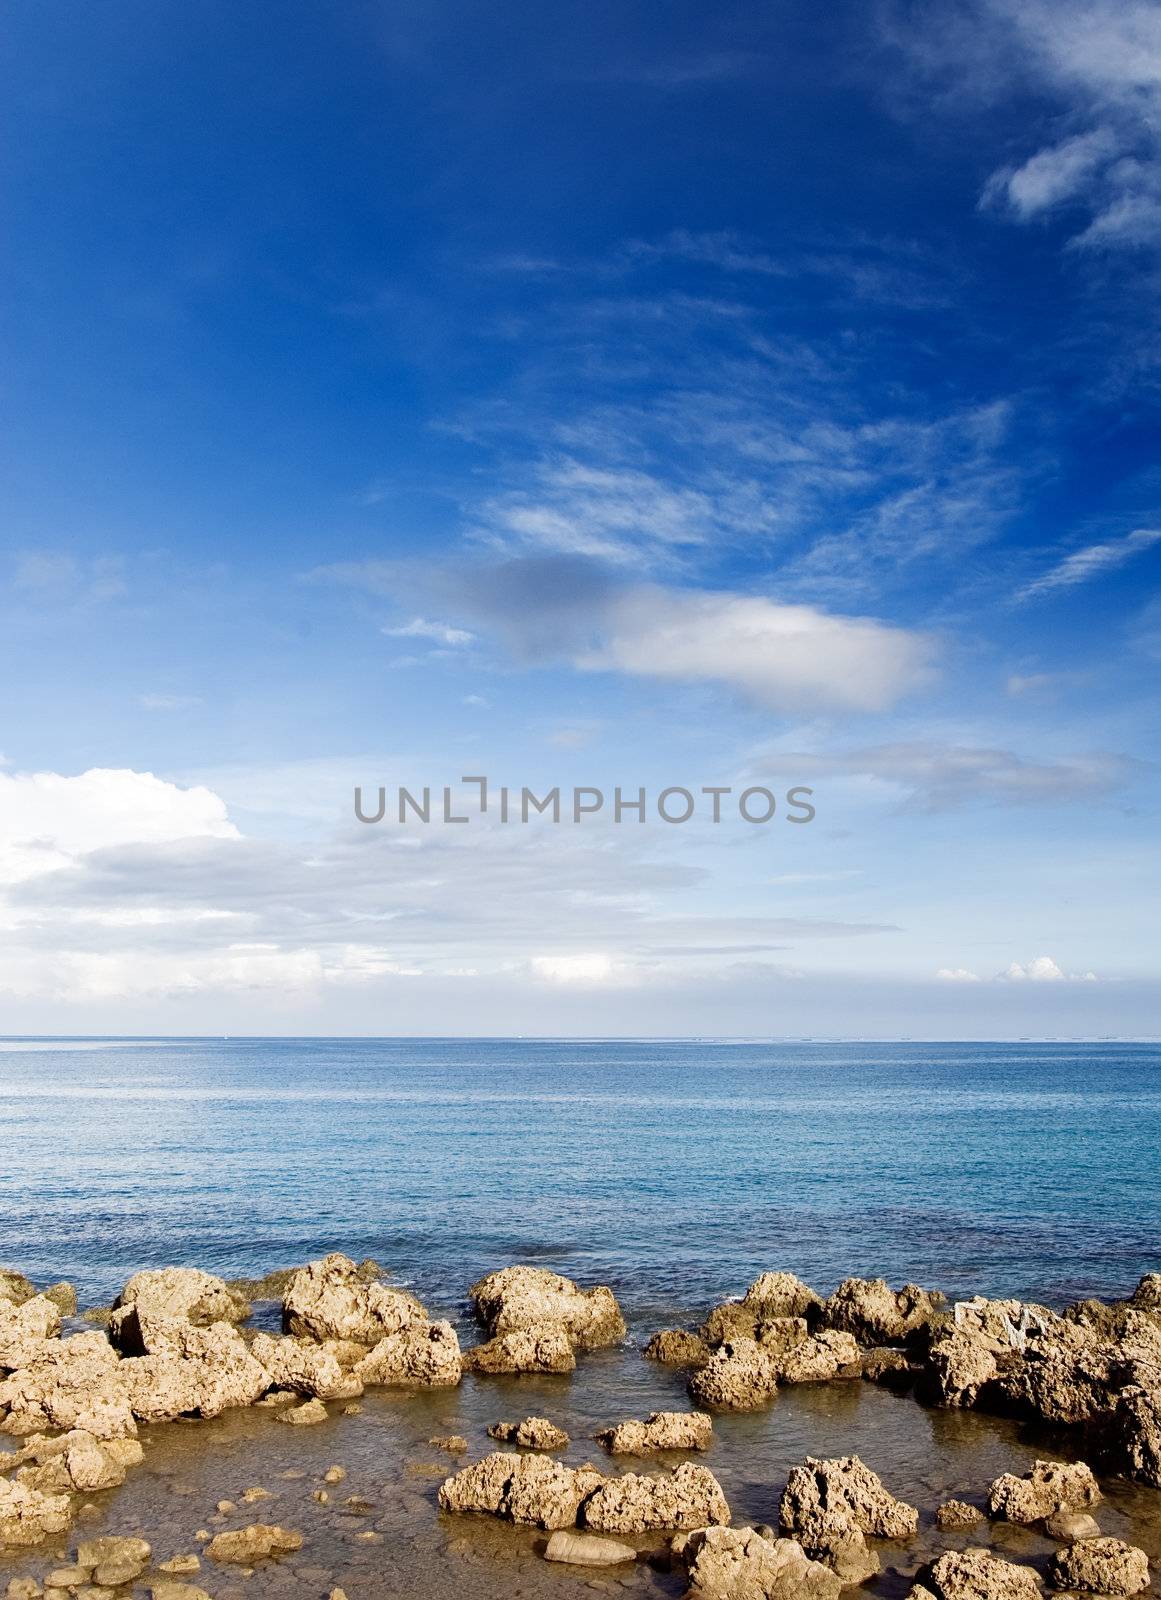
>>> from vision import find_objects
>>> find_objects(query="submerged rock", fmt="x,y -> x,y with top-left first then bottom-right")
276,1397 -> 328,1425
643,1329 -> 711,1368
1043,1509 -> 1101,1540
352,1321 -> 462,1387
205,1524 -> 303,1563
595,1410 -> 712,1453
580,1462 -> 730,1533
74,1535 -> 151,1584
12,1430 -> 143,1493
469,1266 -> 625,1351
680,1525 -> 841,1600
986,1460 -> 1101,1524
282,1254 -> 427,1344
462,1325 -> 576,1375
936,1500 -> 985,1530
438,1451 -> 604,1530
487,1417 -> 570,1449
1047,1537 -> 1149,1595
543,1530 -> 635,1566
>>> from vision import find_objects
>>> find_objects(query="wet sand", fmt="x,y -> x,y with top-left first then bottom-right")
5,1342 -> 1161,1600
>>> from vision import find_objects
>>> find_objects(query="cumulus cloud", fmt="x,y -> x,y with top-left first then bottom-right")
1018,527 -> 1161,599
1001,955 -> 1099,982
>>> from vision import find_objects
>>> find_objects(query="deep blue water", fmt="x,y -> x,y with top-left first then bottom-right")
1,1037 -> 1158,1321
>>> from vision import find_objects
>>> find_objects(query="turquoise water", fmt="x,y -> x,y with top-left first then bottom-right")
1,1037 -> 1158,1316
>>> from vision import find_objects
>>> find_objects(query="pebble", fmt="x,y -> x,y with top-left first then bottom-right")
341,1403 -> 362,1416
216,1500 -> 236,1514
241,1486 -> 271,1503
354,1531 -> 383,1544
44,1571 -> 88,1590
312,1490 -> 329,1504
323,1466 -> 347,1484
278,1398 -> 328,1426
158,1557 -> 201,1576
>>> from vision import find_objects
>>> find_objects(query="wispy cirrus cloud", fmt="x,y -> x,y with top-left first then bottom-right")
1018,526 -> 1161,599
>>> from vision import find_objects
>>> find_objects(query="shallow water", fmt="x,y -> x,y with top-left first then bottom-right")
4,1351 -> 1161,1600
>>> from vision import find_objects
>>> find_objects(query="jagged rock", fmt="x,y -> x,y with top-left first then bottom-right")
921,1551 -> 1042,1600
463,1325 -> 576,1374
596,1410 -> 712,1453
862,1347 -> 920,1391
109,1270 -> 248,1350
438,1451 -> 604,1529
743,1272 -> 823,1322
282,1254 -> 427,1344
0,1273 -> 35,1308
780,1456 -> 919,1540
353,1321 -> 462,1387
469,1266 -> 625,1351
700,1303 -> 765,1346
119,1320 -> 269,1421
771,1330 -> 859,1383
1130,1274 -> 1161,1312
1102,1383 -> 1161,1485
581,1462 -> 730,1533
0,1334 -> 136,1439
689,1339 -> 778,1411
277,1397 -> 328,1425
205,1524 -> 303,1562
986,1460 -> 1101,1524
226,1267 -> 302,1301
12,1431 -> 143,1493
823,1279 -> 944,1345
543,1530 -> 635,1565
1048,1537 -> 1149,1595
429,1434 -> 468,1452
643,1329 -> 711,1368
488,1417 -> 570,1449
41,1286 -> 76,1319
921,1329 -> 1001,1408
1044,1510 -> 1101,1541
0,1299 -> 61,1371
680,1525 -> 841,1600
937,1500 -> 985,1530
250,1333 -> 362,1400
0,1479 -> 72,1545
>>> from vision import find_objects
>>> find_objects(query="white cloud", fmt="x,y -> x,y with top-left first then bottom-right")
576,585 -> 933,713
936,967 -> 982,982
982,129 -> 1118,219
531,953 -> 627,985
1018,527 -> 1161,599
1001,955 -> 1099,982
382,616 -> 475,646
0,767 -> 238,888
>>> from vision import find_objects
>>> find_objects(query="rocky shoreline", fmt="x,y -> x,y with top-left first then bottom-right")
3,1257 -> 1161,1599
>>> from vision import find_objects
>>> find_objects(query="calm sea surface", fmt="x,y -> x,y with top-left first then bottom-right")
2,1037 -> 1157,1316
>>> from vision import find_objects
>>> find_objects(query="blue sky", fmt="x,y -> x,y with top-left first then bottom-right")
1,0 -> 1159,1034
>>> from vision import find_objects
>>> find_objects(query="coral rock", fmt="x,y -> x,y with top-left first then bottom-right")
353,1321 -> 462,1388
595,1411 -> 712,1453
469,1266 -> 625,1351
643,1329 -> 711,1368
1048,1537 -> 1149,1595
0,1479 -> 72,1547
463,1325 -> 576,1375
921,1551 -> 1042,1600
681,1525 -> 842,1600
487,1417 -> 570,1449
580,1462 -> 730,1534
282,1254 -> 427,1344
438,1451 -> 604,1530
205,1523 -> 303,1563
986,1460 -> 1101,1524
250,1333 -> 363,1400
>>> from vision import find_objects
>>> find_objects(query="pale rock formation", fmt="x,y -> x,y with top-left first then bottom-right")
1048,1537 -> 1149,1595
463,1325 -> 576,1375
595,1411 -> 712,1453
11,1431 -> 142,1493
743,1272 -> 823,1321
0,1479 -> 71,1546
249,1332 -> 363,1400
0,1334 -> 136,1439
780,1455 -> 919,1541
469,1266 -> 625,1351
688,1339 -> 778,1411
680,1525 -> 842,1600
920,1551 -> 1043,1600
109,1270 -> 248,1350
823,1279 -> 944,1345
580,1462 -> 730,1534
119,1319 -> 269,1421
1044,1510 -> 1101,1541
282,1254 -> 426,1344
276,1397 -> 328,1425
921,1329 -> 1001,1408
352,1321 -> 461,1387
936,1500 -> 984,1530
986,1460 -> 1101,1524
438,1452 -> 604,1530
74,1535 -> 151,1586
0,1300 -> 61,1372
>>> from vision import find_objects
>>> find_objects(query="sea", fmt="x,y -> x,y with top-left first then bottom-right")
3,1035 -> 1161,1600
